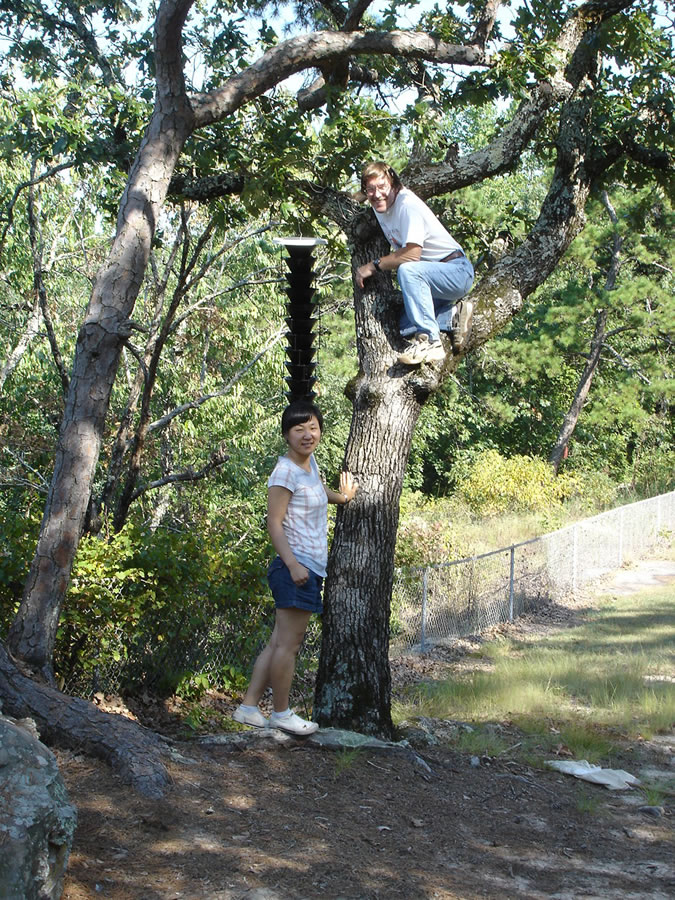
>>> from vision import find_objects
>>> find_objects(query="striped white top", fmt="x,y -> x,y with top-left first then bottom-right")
268,454 -> 328,577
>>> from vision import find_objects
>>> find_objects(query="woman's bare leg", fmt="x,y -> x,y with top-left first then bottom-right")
242,608 -> 311,711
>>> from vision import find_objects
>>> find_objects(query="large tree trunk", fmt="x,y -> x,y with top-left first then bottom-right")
7,0 -> 196,675
314,346 -> 430,735
313,223 -> 453,735
314,29 -> 604,735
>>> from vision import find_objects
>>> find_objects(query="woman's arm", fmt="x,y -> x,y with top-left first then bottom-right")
267,485 -> 309,586
324,471 -> 358,505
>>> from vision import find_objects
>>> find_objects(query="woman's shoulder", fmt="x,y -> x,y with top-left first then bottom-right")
268,453 -> 318,488
268,454 -> 294,483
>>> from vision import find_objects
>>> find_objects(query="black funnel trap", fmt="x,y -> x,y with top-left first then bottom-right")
275,237 -> 326,404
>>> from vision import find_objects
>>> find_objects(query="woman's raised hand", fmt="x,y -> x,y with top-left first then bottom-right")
339,471 -> 358,502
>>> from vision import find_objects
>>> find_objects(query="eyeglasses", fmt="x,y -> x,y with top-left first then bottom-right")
365,180 -> 392,197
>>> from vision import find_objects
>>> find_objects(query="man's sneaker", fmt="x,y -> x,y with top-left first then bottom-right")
397,333 -> 446,366
269,710 -> 319,736
232,704 -> 268,728
450,299 -> 473,353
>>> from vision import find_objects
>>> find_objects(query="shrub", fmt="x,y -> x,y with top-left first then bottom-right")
56,516 -> 272,697
457,449 -> 577,517
395,492 -> 461,566
631,437 -> 675,498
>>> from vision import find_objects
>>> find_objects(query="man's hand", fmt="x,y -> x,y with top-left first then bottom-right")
355,261 -> 376,290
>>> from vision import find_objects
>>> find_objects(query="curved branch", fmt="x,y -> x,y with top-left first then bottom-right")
155,0 -> 195,100
592,134 -> 674,178
190,30 -> 489,127
343,0 -> 375,31
407,0 -> 638,196
62,2 -> 119,87
129,444 -> 229,502
470,0 -> 504,45
297,56 -> 435,112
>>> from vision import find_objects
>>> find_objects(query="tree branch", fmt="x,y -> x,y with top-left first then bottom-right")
470,0 -> 504,46
601,343 -> 652,383
129,443 -> 229,502
146,327 -> 285,435
190,30 -> 490,127
0,161 -> 74,258
27,167 -> 69,397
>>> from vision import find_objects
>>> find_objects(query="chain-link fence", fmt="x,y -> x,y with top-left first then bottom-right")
61,490 -> 674,698
390,490 -> 675,656
61,595 -> 323,702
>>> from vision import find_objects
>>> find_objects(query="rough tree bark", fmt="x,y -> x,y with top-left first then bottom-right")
314,226 -> 441,735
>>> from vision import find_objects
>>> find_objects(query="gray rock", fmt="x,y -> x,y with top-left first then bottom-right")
0,715 -> 77,900
638,805 -> 665,818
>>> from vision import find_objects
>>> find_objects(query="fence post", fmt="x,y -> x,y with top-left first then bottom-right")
572,524 -> 578,593
509,546 -> 515,622
618,507 -> 624,567
421,567 -> 429,652
656,494 -> 662,536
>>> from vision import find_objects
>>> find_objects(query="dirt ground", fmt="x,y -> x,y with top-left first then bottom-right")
59,561 -> 675,900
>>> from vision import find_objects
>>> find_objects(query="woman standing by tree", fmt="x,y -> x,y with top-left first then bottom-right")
233,400 -> 358,735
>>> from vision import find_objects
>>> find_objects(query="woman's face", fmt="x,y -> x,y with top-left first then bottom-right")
285,415 -> 322,458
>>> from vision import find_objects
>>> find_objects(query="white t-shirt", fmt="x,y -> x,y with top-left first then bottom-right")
267,454 -> 328,576
373,187 -> 462,261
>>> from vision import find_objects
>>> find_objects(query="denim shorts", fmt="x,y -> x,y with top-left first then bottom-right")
267,556 -> 324,614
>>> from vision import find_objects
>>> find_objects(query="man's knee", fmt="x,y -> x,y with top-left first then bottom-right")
397,261 -> 419,285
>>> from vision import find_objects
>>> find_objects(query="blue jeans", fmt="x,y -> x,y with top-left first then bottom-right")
397,256 -> 475,341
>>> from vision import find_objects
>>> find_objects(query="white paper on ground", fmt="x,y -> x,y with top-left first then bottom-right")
546,759 -> 641,790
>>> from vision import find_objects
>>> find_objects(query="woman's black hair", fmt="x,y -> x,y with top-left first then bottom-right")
281,400 -> 324,435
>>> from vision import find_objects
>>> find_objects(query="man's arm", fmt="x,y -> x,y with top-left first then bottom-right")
355,242 -> 422,289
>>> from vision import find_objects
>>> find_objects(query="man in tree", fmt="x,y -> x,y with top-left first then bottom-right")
355,161 -> 475,366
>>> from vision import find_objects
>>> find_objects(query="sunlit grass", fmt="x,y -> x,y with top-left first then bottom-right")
394,586 -> 675,760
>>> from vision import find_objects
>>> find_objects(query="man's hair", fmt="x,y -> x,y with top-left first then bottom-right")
281,400 -> 324,435
361,161 -> 403,193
